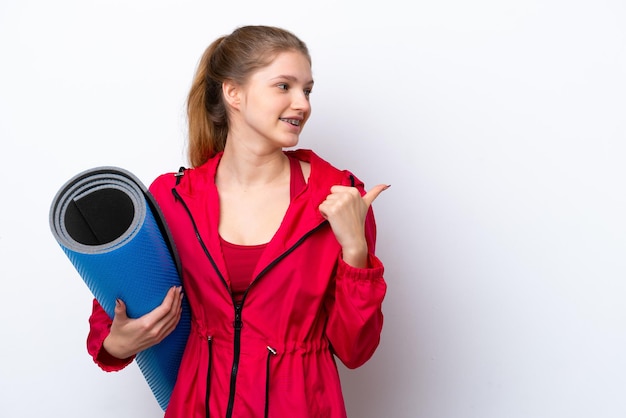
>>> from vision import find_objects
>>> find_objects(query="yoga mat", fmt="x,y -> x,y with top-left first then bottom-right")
49,166 -> 190,411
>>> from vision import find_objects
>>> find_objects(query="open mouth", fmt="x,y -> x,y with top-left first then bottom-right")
280,118 -> 301,126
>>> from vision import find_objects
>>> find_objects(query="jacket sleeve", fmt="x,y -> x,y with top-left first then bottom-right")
86,298 -> 135,371
324,205 -> 387,369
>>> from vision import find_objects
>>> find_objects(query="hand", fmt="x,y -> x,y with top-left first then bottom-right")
318,183 -> 389,268
103,286 -> 184,359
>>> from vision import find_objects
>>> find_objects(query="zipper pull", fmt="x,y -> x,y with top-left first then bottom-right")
174,166 -> 186,185
233,304 -> 243,330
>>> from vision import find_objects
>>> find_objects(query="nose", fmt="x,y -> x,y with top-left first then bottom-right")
292,90 -> 311,113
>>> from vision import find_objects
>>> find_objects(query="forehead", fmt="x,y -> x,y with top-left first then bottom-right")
252,51 -> 313,82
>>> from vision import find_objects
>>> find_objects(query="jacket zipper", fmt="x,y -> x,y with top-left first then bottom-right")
205,336 -> 213,418
172,187 -> 326,417
227,303 -> 242,417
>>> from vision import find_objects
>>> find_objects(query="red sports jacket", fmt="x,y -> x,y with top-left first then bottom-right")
87,149 -> 387,417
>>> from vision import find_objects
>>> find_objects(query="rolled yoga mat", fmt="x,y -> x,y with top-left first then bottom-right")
49,166 -> 191,411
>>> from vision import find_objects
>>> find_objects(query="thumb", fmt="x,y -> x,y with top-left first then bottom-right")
114,298 -> 129,320
363,184 -> 390,207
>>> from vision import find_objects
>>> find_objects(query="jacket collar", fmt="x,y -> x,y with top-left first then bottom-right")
172,149 -> 350,277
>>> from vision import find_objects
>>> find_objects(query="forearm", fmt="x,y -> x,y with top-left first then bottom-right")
325,255 -> 387,369
102,332 -> 140,361
87,299 -> 134,371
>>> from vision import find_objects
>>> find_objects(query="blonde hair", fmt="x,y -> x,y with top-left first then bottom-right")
186,25 -> 311,167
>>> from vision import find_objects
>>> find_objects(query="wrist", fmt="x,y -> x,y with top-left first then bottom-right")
103,334 -> 133,360
341,242 -> 368,268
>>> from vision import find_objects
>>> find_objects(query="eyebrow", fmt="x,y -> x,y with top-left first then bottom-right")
271,75 -> 315,85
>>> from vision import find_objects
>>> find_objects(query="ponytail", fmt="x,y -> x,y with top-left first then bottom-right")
187,37 -> 228,167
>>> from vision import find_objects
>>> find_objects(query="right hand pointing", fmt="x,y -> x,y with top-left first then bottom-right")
103,285 -> 183,360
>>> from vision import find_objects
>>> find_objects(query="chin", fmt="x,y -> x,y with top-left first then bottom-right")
280,137 -> 300,149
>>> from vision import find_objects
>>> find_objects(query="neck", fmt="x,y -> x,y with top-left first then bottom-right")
217,146 -> 289,188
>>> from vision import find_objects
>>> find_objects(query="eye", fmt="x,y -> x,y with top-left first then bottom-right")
277,83 -> 289,91
304,88 -> 312,99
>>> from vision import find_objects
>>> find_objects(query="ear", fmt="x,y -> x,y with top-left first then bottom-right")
222,79 -> 241,110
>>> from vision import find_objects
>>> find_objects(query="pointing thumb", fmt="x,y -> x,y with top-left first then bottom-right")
363,184 -> 390,207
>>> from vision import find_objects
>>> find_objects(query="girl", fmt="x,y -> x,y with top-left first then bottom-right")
87,25 -> 388,418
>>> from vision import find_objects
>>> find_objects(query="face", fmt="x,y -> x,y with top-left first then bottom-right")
227,51 -> 314,151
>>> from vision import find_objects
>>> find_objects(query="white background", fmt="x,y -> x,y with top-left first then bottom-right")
1,0 -> 625,417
